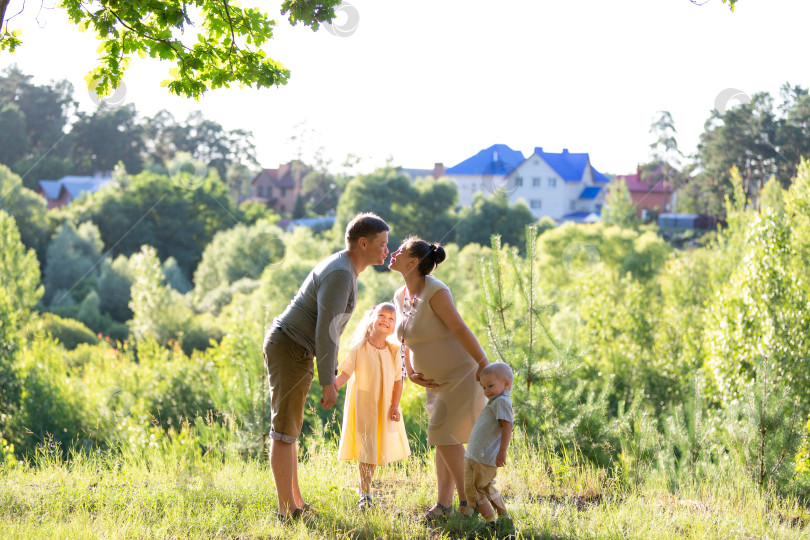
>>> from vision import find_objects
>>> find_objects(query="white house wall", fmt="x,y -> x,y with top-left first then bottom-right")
448,155 -> 608,221
506,154 -> 567,220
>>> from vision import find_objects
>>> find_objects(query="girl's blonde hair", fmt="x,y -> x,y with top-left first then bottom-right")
349,302 -> 397,349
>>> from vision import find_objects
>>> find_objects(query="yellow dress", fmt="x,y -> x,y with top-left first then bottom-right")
337,340 -> 411,465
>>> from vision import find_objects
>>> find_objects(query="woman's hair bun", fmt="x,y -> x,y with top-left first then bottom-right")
403,236 -> 447,276
429,243 -> 446,265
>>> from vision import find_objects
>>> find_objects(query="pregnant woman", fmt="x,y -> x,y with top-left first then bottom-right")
389,236 -> 488,520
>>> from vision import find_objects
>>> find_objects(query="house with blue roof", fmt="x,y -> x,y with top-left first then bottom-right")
37,173 -> 114,209
444,144 -> 526,207
506,147 -> 610,221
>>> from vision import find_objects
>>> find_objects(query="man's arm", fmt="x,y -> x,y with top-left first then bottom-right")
314,269 -> 354,387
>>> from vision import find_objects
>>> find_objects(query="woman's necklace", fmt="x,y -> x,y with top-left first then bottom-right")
399,278 -> 425,380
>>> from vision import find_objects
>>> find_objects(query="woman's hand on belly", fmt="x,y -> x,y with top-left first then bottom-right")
408,372 -> 439,389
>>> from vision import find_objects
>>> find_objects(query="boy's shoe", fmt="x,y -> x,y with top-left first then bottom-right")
424,503 -> 453,523
357,494 -> 373,511
467,519 -> 498,539
457,500 -> 476,517
496,516 -> 516,538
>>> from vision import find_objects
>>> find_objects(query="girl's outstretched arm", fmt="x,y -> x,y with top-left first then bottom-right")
335,370 -> 350,389
389,379 -> 403,421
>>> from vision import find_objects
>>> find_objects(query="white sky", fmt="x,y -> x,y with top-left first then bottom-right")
2,0 -> 809,176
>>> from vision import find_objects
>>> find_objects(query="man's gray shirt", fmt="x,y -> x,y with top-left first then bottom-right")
465,391 -> 513,467
272,250 -> 357,386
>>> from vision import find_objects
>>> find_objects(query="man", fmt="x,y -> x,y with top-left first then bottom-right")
263,212 -> 390,520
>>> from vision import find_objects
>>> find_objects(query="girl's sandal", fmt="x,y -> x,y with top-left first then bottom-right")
357,494 -> 373,511
457,500 -> 476,517
424,503 -> 453,523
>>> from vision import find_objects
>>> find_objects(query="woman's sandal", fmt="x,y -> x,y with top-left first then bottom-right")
424,503 -> 453,522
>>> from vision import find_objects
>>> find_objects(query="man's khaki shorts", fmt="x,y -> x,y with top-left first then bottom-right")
464,458 -> 505,507
263,327 -> 314,444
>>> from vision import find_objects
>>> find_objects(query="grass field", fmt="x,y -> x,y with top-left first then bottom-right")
2,427 -> 809,540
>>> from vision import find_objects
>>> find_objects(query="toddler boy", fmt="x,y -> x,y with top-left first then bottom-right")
460,362 -> 514,536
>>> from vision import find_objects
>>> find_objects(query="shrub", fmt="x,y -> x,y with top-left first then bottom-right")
25,312 -> 100,350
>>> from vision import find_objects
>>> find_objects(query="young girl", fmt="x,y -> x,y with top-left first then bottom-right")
336,303 -> 411,510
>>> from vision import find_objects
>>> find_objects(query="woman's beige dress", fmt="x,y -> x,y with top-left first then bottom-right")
337,341 -> 411,465
395,275 -> 486,446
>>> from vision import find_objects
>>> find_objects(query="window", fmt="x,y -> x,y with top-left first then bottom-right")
570,201 -> 576,211
530,199 -> 542,209
549,177 -> 557,188
267,186 -> 273,198
514,176 -> 523,187
258,186 -> 264,197
281,187 -> 287,197
532,177 -> 541,187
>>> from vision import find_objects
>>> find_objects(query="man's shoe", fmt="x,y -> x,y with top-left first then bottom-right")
276,507 -> 305,523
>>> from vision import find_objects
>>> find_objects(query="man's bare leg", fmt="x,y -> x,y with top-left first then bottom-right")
270,438 -> 299,516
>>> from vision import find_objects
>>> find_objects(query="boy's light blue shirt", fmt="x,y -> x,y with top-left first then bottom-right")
465,390 -> 513,467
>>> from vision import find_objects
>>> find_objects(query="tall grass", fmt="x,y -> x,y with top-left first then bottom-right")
2,421 -> 808,540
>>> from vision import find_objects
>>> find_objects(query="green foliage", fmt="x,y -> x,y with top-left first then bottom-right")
0,294 -> 22,448
455,193 -> 537,252
25,312 -> 100,350
147,112 -> 260,181
207,319 -> 271,458
129,245 -> 193,346
0,210 -> 43,324
134,339 -> 218,432
14,336 -> 97,454
478,228 -> 581,434
239,200 -> 279,226
334,167 -> 458,249
69,105 -> 145,175
705,209 -> 810,408
0,67 -> 75,186
659,375 -> 716,489
721,359 -> 802,490
52,0 -> 301,99
192,220 -> 286,313
603,177 -> 638,229
97,255 -> 134,322
299,169 -> 346,216
42,221 -> 104,306
0,102 -> 29,165
70,170 -> 238,279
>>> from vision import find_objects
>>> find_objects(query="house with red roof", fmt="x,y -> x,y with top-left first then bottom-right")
247,160 -> 311,215
613,165 -> 675,220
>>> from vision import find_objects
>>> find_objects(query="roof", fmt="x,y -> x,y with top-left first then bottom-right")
561,211 -> 601,223
38,180 -> 63,199
659,213 -> 698,219
446,144 -> 525,176
399,168 -> 433,179
579,186 -> 602,200
285,216 -> 336,232
592,168 -> 610,184
534,147 -> 590,181
252,160 -> 311,188
616,168 -> 673,193
37,176 -> 112,201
